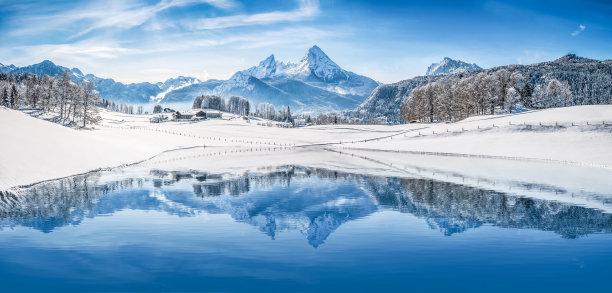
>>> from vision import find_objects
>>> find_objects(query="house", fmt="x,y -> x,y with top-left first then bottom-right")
172,111 -> 194,120
203,110 -> 223,119
294,118 -> 307,127
149,114 -> 167,123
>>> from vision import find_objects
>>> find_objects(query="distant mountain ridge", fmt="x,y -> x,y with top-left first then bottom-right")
351,54 -> 612,123
1,45 -> 380,112
0,60 -> 200,103
426,57 -> 482,76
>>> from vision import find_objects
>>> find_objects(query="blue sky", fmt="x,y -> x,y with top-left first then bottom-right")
0,0 -> 610,83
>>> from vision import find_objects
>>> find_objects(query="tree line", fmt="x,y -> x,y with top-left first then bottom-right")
192,95 -> 298,122
100,99 -> 145,115
401,69 -> 573,123
192,95 -> 251,116
1,71 -> 101,127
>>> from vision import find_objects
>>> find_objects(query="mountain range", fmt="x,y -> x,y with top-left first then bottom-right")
352,54 -> 612,123
208,46 -> 380,112
425,57 -> 482,76
1,46 -> 380,113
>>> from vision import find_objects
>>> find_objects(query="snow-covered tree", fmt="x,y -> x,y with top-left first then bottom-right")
505,87 -> 521,112
1,87 -> 8,107
192,96 -> 203,109
153,105 -> 163,113
200,95 -> 225,111
227,96 -> 250,116
80,81 -> 101,127
10,84 -> 19,109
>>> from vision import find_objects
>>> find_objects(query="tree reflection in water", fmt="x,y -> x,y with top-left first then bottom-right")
2,166 -> 611,245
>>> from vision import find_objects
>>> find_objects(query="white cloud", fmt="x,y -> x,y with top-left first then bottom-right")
10,0 -> 237,37
1,25 -> 348,83
185,0 -> 319,30
571,24 -> 586,36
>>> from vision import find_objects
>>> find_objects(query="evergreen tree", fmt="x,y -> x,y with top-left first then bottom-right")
286,106 -> 292,122
153,105 -> 163,113
10,84 -> 18,109
1,88 -> 9,107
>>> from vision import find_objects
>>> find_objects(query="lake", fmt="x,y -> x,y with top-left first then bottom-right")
1,149 -> 611,292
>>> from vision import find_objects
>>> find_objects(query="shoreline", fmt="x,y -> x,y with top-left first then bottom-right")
2,105 -> 612,191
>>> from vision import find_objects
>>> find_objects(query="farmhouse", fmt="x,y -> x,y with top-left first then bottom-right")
172,111 -> 194,120
203,110 -> 223,118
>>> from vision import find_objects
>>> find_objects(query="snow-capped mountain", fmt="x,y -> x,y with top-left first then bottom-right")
2,46 -> 379,111
150,76 -> 202,103
284,45 -> 349,82
209,45 -> 380,112
352,54 -> 612,123
238,45 -> 379,96
0,62 -> 18,73
243,54 -> 283,79
1,60 -> 200,103
425,57 -> 482,76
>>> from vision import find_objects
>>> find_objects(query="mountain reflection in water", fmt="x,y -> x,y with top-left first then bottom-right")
2,165 -> 611,246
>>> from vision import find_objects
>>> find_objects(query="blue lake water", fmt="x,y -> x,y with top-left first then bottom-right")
0,165 -> 611,292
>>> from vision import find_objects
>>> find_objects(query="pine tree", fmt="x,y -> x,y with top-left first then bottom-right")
10,84 -> 18,109
286,106 -> 292,122
1,88 -> 9,107
153,105 -> 162,113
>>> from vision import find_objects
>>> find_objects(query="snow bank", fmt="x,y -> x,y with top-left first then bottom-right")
1,105 -> 611,190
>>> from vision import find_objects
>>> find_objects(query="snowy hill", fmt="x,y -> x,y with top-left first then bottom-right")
352,54 -> 612,123
426,57 -> 482,76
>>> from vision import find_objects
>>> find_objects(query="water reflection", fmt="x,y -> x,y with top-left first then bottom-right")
2,166 -> 611,245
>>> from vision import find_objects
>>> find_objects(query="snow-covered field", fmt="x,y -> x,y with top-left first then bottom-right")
1,105 -> 611,191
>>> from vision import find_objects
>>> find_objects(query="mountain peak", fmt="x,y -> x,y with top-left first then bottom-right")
302,45 -> 332,63
260,54 -> 276,68
39,60 -> 57,66
242,54 -> 280,79
306,45 -> 324,55
554,54 -> 595,64
297,45 -> 347,82
426,57 -> 482,76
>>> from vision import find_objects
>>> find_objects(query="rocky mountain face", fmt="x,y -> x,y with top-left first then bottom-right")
426,57 -> 482,76
351,54 -> 612,123
210,45 -> 380,112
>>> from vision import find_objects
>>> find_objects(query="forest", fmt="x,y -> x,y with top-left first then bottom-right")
0,71 -> 100,127
401,69 -> 572,122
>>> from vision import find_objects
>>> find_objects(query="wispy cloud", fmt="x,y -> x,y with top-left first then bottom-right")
71,0 -> 238,37
184,0 -> 319,30
1,24 -> 347,82
571,24 -> 586,36
10,0 -> 237,37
